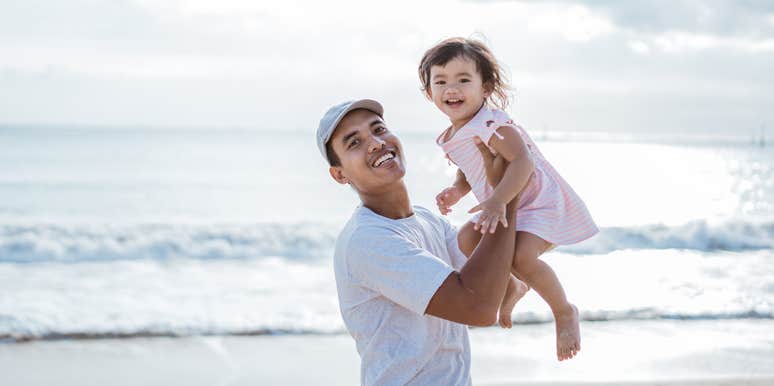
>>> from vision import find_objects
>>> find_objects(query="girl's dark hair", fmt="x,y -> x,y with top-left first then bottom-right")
418,37 -> 510,110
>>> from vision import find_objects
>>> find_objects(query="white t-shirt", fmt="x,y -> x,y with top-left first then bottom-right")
333,205 -> 472,386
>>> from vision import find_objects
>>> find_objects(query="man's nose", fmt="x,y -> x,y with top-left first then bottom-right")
368,135 -> 386,153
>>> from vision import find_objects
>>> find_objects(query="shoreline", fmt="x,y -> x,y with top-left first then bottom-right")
1,319 -> 771,386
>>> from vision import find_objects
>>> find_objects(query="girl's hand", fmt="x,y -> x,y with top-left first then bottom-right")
436,186 -> 464,215
468,197 -> 508,234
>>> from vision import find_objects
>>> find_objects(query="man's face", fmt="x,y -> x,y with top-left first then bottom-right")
328,109 -> 406,193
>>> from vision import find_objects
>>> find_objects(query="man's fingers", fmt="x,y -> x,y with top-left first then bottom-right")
473,136 -> 494,162
468,204 -> 482,214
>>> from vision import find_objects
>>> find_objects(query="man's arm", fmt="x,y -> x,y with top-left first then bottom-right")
425,196 -> 518,326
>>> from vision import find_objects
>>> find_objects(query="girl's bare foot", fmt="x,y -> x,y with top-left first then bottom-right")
555,303 -> 581,361
498,279 -> 529,328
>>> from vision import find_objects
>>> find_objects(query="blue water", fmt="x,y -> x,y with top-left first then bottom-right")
0,126 -> 772,342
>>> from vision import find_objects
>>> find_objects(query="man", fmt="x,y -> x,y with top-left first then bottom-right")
317,99 -> 517,385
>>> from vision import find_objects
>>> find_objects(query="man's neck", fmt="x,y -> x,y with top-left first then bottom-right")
359,181 -> 413,220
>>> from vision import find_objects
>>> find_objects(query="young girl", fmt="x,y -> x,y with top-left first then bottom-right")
418,37 -> 598,361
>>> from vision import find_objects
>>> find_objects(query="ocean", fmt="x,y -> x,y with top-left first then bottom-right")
1,126 -> 772,355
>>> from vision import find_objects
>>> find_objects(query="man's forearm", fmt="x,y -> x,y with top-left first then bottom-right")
457,197 -> 518,311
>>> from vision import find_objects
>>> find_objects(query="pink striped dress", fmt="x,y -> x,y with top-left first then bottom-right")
436,105 -> 598,245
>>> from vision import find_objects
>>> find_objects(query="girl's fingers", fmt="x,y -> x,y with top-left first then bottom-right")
475,216 -> 487,232
488,217 -> 499,234
500,216 -> 508,228
479,217 -> 491,235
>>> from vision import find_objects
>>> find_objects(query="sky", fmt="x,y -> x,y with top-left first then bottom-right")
1,0 -> 773,136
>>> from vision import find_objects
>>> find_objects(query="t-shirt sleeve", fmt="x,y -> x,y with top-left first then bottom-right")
441,218 -> 469,271
346,228 -> 455,315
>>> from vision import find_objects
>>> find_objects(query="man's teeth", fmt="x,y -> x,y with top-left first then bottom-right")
373,152 -> 395,167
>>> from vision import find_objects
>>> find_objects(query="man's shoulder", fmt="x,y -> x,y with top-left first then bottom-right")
336,206 -> 450,249
413,206 -> 453,232
339,206 -> 394,237
335,208 -> 396,257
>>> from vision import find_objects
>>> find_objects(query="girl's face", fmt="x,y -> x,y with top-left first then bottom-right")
427,56 -> 491,129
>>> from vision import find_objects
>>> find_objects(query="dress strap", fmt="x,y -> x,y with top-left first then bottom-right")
485,119 -> 507,140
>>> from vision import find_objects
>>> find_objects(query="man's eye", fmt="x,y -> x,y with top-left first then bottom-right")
348,139 -> 360,148
375,126 -> 386,133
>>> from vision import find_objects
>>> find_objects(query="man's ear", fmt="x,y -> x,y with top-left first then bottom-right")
329,166 -> 349,185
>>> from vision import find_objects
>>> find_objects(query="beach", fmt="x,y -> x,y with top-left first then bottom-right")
2,319 -> 773,386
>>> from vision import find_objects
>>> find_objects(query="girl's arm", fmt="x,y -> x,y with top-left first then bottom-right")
469,126 -> 533,234
452,168 -> 472,195
437,168 -> 471,215
488,126 -> 534,205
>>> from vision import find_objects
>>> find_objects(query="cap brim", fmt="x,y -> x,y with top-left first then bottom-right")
329,99 -> 384,138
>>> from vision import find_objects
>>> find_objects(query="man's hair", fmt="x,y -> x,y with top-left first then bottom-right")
418,37 -> 511,110
326,141 -> 340,166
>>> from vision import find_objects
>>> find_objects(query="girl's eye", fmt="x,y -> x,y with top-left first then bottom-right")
460,78 -> 470,83
434,81 -> 446,85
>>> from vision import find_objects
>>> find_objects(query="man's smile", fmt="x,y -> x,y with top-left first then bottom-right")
371,149 -> 397,168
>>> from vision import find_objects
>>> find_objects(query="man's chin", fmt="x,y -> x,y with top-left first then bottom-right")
357,167 -> 406,192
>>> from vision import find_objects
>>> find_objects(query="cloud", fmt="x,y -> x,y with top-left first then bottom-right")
0,0 -> 772,134
523,4 -> 615,42
504,0 -> 774,36
0,0 -> 163,40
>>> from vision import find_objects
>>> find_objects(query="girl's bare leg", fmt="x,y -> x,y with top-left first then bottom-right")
498,271 -> 529,328
458,222 -> 529,328
511,231 -> 580,361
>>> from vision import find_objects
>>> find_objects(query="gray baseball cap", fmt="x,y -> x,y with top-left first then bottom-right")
316,99 -> 384,164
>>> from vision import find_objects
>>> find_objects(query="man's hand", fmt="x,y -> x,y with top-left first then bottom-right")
474,136 -> 506,188
436,186 -> 465,215
470,135 -> 510,234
